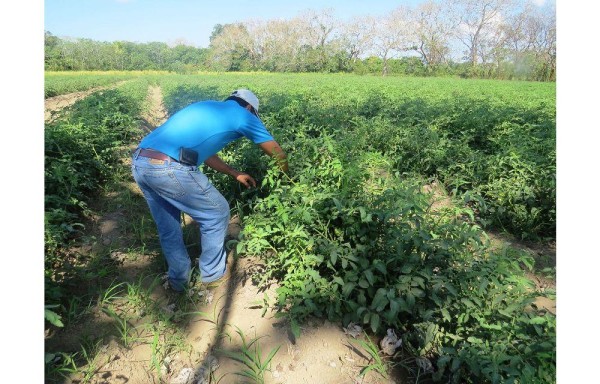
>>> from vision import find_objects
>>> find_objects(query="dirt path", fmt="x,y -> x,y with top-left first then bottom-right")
140,85 -> 169,131
65,223 -> 401,384
44,81 -> 128,123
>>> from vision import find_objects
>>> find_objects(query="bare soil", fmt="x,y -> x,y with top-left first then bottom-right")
45,85 -> 555,384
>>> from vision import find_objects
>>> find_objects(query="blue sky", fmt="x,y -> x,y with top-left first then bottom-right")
45,0 -> 553,48
45,0 -> 422,47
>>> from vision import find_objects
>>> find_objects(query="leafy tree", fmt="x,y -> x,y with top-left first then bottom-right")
413,0 -> 453,68
43,1 -> 555,81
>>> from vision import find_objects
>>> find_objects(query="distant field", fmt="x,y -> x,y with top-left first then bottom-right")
44,71 -> 167,98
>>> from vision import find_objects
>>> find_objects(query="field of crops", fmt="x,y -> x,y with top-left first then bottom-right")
44,72 -> 556,383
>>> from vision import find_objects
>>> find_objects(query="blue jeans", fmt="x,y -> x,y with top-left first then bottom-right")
131,148 -> 229,291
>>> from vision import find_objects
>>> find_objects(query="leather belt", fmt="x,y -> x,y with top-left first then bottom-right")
138,148 -> 174,162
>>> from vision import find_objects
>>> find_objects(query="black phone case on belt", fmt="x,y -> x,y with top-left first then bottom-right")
178,147 -> 198,165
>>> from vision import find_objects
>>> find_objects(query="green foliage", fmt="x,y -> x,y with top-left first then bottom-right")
218,325 -> 281,384
350,333 -> 391,379
235,138 -> 555,383
45,351 -> 79,381
45,72 -> 138,98
44,32 -> 209,72
158,73 -> 554,240
44,29 -> 554,81
149,73 -> 554,383
44,82 -> 147,332
45,305 -> 64,328
45,86 -> 144,252
44,72 -> 555,384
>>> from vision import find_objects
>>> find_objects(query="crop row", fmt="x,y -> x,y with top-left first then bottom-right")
157,73 -> 556,240
44,71 -> 146,98
155,73 -> 555,383
44,79 -> 148,281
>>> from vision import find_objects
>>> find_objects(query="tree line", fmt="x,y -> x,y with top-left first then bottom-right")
45,0 -> 555,81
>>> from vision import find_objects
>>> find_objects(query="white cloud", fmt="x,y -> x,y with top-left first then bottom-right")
531,0 -> 546,6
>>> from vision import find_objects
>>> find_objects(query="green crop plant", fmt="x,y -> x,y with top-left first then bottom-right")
44,72 -> 137,98
45,351 -> 79,382
102,307 -> 137,348
218,325 -> 281,384
99,281 -> 126,308
349,332 -> 391,379
76,341 -> 102,384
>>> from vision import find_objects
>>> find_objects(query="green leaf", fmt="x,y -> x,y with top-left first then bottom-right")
374,261 -> 387,275
45,352 -> 59,364
263,345 -> 281,369
498,303 -> 520,317
451,358 -> 461,372
445,283 -> 457,296
411,276 -> 426,288
371,288 -> 389,311
330,250 -> 338,266
528,316 -> 547,325
342,282 -> 356,297
480,322 -> 502,330
333,198 -> 342,210
389,299 -> 400,317
406,292 -> 415,308
492,294 -> 506,306
437,354 -> 451,368
370,313 -> 381,332
359,207 -> 367,220
44,308 -> 64,327
411,287 -> 425,297
461,298 -> 475,308
360,364 -> 377,376
357,306 -> 368,318
478,278 -> 489,294
291,318 -> 301,339
236,241 -> 245,254
359,207 -> 372,222
441,308 -> 451,322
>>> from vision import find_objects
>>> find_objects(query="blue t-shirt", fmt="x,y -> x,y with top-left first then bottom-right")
139,100 -> 274,165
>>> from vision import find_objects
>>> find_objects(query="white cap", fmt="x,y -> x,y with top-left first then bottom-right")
230,89 -> 259,116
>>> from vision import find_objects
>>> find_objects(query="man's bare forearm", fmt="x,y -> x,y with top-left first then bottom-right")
259,140 -> 289,173
204,155 -> 240,177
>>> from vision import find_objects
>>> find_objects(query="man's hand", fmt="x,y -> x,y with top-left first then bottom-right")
205,155 -> 256,187
235,173 -> 256,188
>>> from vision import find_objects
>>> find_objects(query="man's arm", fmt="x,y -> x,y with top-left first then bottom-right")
204,155 -> 256,188
259,140 -> 288,173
